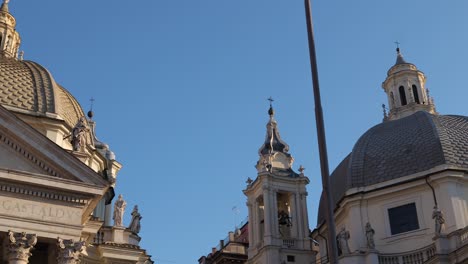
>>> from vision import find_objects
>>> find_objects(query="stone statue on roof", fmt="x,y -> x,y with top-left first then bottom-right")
129,205 -> 142,234
113,194 -> 126,227
71,117 -> 89,151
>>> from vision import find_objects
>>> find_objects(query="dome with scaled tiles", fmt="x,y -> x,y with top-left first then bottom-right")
317,50 -> 468,225
0,57 -> 85,129
0,1 -> 85,130
317,111 -> 468,224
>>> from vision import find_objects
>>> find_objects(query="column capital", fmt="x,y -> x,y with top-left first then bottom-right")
7,230 -> 37,263
57,238 -> 85,264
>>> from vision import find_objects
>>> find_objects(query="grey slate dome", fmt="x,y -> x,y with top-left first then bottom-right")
317,111 -> 468,225
0,56 -> 85,128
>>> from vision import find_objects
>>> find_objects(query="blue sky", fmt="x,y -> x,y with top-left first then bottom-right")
9,1 -> 468,263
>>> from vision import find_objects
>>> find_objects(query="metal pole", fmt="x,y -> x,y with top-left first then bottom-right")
304,0 -> 339,263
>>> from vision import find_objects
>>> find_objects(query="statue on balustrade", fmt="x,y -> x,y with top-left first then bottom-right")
113,194 -> 127,227
129,205 -> 142,234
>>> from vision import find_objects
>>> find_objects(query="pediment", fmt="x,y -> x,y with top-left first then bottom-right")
0,105 -> 109,188
0,132 -> 83,180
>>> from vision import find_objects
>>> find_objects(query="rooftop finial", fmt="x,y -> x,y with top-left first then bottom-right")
267,97 -> 275,117
394,41 -> 408,65
382,104 -> 388,121
394,41 -> 401,53
0,0 -> 9,12
87,97 -> 95,119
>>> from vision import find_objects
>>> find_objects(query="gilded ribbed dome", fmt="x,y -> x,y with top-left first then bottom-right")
0,56 -> 85,128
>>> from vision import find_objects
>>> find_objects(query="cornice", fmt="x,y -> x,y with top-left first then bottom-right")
0,176 -> 92,205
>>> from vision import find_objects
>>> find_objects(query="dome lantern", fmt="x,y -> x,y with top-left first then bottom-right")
381,48 -> 436,121
0,0 -> 21,59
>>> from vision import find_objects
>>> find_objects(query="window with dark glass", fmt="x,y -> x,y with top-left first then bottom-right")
399,86 -> 407,106
412,85 -> 420,104
287,255 -> 295,262
388,203 -> 419,235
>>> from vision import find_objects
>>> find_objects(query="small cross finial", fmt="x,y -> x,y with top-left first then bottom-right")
90,97 -> 95,111
394,41 -> 401,52
267,97 -> 275,117
87,97 -> 95,119
268,97 -> 274,107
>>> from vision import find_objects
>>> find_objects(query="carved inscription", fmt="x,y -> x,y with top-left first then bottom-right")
0,197 -> 81,225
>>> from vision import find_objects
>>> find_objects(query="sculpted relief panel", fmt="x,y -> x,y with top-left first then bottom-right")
0,196 -> 81,225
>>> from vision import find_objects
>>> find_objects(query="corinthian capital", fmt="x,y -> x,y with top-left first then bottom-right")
7,230 -> 37,263
57,238 -> 85,264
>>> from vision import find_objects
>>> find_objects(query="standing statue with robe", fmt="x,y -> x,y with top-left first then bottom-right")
113,194 -> 126,227
71,117 -> 88,151
129,205 -> 142,234
337,227 -> 351,255
365,222 -> 375,249
432,206 -> 445,235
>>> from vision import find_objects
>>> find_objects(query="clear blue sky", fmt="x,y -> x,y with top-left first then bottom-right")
9,1 -> 468,263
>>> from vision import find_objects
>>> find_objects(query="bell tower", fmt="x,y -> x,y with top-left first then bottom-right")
382,48 -> 436,120
244,102 -> 314,264
0,0 -> 21,59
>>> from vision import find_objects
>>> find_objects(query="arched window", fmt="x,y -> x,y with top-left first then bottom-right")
399,86 -> 407,106
412,85 -> 420,104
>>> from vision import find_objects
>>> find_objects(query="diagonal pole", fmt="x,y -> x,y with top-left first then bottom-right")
304,0 -> 339,263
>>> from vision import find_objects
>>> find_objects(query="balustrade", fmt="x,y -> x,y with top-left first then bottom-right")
378,244 -> 435,264
282,239 -> 295,248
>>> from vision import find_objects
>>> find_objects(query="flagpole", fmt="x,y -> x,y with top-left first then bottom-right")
304,0 -> 339,263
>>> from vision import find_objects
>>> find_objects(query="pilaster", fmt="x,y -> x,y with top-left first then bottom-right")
291,193 -> 300,238
271,189 -> 279,238
300,192 -> 310,238
246,201 -> 254,248
262,186 -> 272,244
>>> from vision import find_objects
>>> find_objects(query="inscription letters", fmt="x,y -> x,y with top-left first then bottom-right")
0,198 -> 81,224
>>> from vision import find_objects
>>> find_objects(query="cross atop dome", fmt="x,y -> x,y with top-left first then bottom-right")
268,96 -> 275,117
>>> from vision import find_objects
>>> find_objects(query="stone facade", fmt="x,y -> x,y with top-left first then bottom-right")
0,1 -> 153,263
199,51 -> 468,264
312,50 -> 468,264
